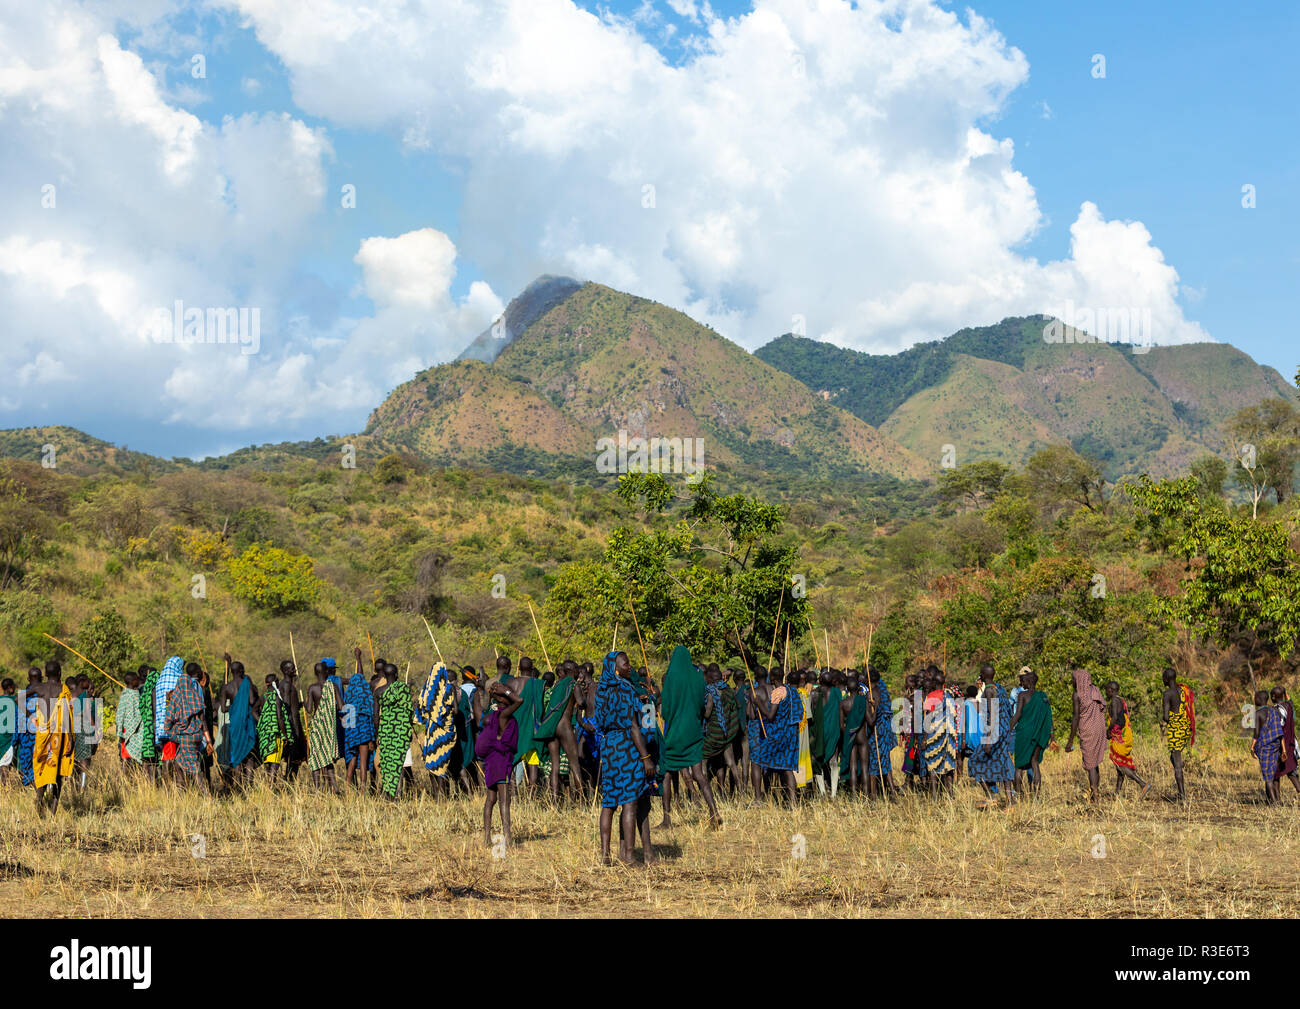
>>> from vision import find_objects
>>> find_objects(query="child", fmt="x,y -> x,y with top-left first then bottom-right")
475,682 -> 522,849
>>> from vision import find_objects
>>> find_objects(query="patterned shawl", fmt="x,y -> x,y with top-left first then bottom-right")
418,664 -> 457,775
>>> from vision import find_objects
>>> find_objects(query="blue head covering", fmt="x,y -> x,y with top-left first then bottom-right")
154,656 -> 183,745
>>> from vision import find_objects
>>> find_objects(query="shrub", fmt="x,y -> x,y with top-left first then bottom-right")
226,543 -> 322,614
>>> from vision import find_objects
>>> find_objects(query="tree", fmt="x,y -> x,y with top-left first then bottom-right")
544,473 -> 806,664
1129,475 -> 1300,685
71,483 -> 155,548
1227,398 -> 1300,513
73,607 -> 139,688
1025,445 -> 1107,513
0,474 -> 54,589
937,460 -> 1011,511
226,543 -> 323,615
1189,454 -> 1228,500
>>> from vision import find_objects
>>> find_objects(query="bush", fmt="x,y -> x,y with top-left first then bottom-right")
181,529 -> 232,568
226,543 -> 322,614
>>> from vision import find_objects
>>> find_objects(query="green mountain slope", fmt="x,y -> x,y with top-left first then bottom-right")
758,318 -> 1296,477
373,282 -> 931,481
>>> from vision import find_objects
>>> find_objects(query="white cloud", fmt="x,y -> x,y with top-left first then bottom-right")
0,0 -> 499,445
229,0 -> 1207,358
0,0 -> 1212,455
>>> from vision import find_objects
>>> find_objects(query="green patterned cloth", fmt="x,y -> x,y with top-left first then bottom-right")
377,681 -> 414,798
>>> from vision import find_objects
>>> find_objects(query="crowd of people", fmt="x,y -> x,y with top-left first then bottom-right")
0,644 -> 1293,865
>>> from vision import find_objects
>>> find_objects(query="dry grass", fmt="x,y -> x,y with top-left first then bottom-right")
3,729 -> 1297,918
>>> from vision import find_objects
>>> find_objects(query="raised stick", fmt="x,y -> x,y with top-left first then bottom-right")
421,615 -> 447,668
526,601 -> 553,672
732,622 -> 765,737
41,633 -> 125,689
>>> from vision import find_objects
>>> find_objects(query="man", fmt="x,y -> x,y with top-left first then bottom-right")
744,667 -> 770,800
968,665 -> 1014,802
1160,667 -> 1195,800
1104,680 -> 1150,797
1270,686 -> 1300,796
839,670 -> 867,794
812,669 -> 843,796
115,671 -> 144,773
164,662 -> 212,791
344,647 -> 376,789
306,660 -> 342,790
0,678 -> 16,784
217,656 -> 259,786
154,656 -> 184,781
376,671 -> 414,800
1011,670 -> 1053,794
922,666 -> 958,797
257,669 -> 291,780
752,667 -> 799,806
138,664 -> 160,782
71,674 -> 99,790
31,659 -> 74,815
702,664 -> 743,796
658,646 -> 721,828
14,668 -> 41,788
455,666 -> 481,790
862,668 -> 895,797
595,651 -> 656,865
1252,689 -> 1283,804
1065,668 -> 1106,801
417,662 -> 458,794
502,655 -> 545,789
534,659 -> 581,799
277,660 -> 308,780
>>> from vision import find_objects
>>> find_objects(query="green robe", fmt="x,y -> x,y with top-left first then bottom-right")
817,687 -> 842,771
659,645 -> 706,771
839,692 -> 866,778
513,677 -> 545,764
533,675 -> 574,742
377,681 -> 414,797
1013,690 -> 1054,770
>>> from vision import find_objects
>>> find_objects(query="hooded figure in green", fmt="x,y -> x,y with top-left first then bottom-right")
659,645 -> 706,772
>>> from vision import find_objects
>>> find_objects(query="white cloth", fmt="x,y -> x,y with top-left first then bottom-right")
0,745 -> 12,767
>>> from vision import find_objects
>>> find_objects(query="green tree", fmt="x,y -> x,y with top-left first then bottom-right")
226,543 -> 323,615
1189,454 -> 1228,500
73,607 -> 139,688
1130,475 -> 1300,685
1025,444 -> 1107,513
937,460 -> 1011,511
1227,398 -> 1300,512
544,473 -> 805,665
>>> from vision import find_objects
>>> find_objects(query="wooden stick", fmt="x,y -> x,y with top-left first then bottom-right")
420,615 -> 447,667
824,628 -> 830,671
289,630 -> 299,679
527,601 -> 553,672
627,595 -> 651,680
766,588 -> 785,672
732,622 -> 765,737
41,633 -> 125,690
806,613 -> 823,670
612,625 -> 619,651
366,629 -> 375,665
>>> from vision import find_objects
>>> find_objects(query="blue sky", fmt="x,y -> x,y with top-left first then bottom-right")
2,0 -> 1295,459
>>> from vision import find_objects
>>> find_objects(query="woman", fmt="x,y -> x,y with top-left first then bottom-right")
595,651 -> 657,865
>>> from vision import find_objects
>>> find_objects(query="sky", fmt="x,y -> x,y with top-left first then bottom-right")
1,0 -> 1295,459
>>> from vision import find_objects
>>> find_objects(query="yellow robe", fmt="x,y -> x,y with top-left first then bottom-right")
33,685 -> 75,788
796,686 -> 813,787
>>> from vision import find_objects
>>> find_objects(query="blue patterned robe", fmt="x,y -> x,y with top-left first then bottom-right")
595,652 -> 649,809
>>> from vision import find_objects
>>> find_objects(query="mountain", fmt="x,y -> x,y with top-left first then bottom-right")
0,426 -> 185,477
368,281 -> 930,481
756,319 -> 1296,477
456,275 -> 584,364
